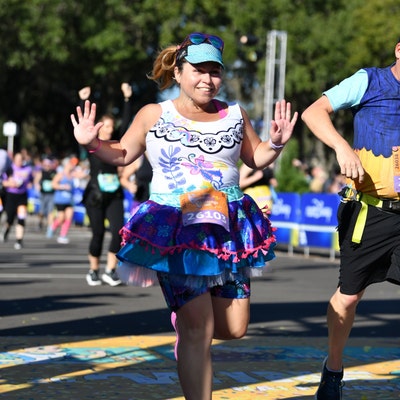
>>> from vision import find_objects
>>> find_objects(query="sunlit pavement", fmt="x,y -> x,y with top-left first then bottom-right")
1,219 -> 400,399
1,336 -> 400,399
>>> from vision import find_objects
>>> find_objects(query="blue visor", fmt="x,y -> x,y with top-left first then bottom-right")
183,43 -> 224,68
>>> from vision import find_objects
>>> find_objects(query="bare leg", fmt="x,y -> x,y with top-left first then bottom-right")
174,293 -> 250,399
176,293 -> 214,400
15,223 -> 24,241
212,296 -> 250,339
88,254 -> 100,271
106,251 -> 118,271
16,205 -> 27,242
326,287 -> 364,370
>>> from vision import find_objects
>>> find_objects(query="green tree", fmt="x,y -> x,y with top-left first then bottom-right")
0,0 -> 399,170
282,0 -> 400,171
0,0 -> 235,155
275,139 -> 309,193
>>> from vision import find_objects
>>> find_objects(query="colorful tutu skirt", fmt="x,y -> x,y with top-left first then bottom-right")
116,186 -> 276,287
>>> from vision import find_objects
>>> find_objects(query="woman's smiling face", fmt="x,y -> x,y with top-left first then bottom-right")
175,61 -> 223,104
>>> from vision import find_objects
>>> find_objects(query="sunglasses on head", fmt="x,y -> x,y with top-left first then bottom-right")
179,32 -> 224,53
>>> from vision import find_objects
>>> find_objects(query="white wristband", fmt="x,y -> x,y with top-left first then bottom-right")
269,138 -> 284,150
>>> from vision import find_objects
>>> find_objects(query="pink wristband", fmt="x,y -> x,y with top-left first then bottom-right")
88,138 -> 102,153
269,138 -> 284,150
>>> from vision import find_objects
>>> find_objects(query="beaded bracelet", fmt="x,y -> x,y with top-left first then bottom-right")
88,138 -> 102,154
269,138 -> 285,150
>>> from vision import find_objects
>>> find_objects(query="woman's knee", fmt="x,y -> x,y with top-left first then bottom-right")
214,321 -> 248,340
212,297 -> 250,340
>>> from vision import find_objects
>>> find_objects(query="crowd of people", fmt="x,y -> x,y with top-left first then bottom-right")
0,144 -> 148,279
0,151 -> 87,246
0,83 -> 154,289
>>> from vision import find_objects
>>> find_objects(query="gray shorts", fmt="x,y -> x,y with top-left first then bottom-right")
40,193 -> 54,216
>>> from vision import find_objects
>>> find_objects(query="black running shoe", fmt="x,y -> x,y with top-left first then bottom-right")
315,357 -> 344,400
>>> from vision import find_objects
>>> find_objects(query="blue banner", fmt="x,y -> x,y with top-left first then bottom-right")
270,193 -> 301,246
299,193 -> 340,249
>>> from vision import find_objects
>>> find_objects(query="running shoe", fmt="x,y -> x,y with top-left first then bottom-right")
57,236 -> 69,244
315,357 -> 344,400
86,270 -> 102,286
102,270 -> 122,286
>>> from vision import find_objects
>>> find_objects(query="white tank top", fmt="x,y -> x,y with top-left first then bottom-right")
146,99 -> 244,194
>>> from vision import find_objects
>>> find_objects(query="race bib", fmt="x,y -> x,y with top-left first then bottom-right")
393,147 -> 400,192
42,179 -> 53,192
180,188 -> 230,231
97,173 -> 120,193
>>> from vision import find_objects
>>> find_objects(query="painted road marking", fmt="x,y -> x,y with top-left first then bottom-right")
1,336 -> 399,399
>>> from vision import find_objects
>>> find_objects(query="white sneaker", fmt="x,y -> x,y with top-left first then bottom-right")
57,236 -> 69,244
102,270 -> 122,286
86,270 -> 102,286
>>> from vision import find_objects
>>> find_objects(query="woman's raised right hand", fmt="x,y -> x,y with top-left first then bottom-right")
70,100 -> 104,146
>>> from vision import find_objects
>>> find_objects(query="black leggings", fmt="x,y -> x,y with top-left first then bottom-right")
85,191 -> 124,257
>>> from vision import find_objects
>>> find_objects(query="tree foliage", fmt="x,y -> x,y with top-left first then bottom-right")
275,140 -> 310,193
0,0 -> 398,169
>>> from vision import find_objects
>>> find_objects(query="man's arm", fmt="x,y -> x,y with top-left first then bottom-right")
302,95 -> 364,183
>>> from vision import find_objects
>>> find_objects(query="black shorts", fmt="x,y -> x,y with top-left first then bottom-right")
4,192 -> 28,210
338,201 -> 400,294
55,203 -> 72,212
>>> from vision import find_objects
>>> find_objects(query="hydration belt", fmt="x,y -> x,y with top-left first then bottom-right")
339,186 -> 400,244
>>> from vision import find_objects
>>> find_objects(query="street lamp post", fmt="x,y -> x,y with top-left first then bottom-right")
3,121 -> 18,154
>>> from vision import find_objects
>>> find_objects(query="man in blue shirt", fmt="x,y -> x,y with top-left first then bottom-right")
302,38 -> 400,400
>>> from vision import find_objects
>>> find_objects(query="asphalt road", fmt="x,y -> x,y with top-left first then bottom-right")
1,218 -> 399,338
1,216 -> 400,399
